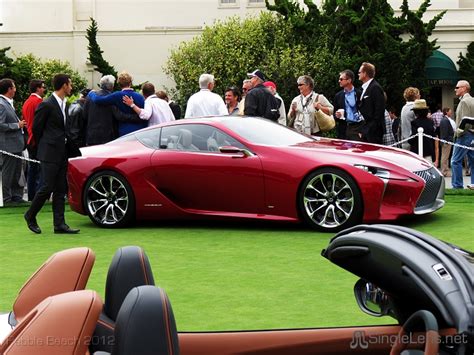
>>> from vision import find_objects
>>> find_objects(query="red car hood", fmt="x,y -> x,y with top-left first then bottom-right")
291,138 -> 431,172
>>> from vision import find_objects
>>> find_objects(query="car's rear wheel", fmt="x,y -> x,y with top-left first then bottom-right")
298,167 -> 363,231
83,170 -> 135,228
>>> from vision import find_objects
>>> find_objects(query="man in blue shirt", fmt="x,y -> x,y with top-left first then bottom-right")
333,70 -> 362,140
88,71 -> 146,136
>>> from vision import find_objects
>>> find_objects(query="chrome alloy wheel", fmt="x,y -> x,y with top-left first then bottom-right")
303,172 -> 355,229
86,174 -> 130,226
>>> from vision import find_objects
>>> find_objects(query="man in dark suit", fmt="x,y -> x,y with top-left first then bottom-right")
357,62 -> 385,144
0,78 -> 27,204
333,70 -> 362,140
24,74 -> 80,234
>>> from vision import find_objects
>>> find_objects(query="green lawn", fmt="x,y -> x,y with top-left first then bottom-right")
0,194 -> 472,331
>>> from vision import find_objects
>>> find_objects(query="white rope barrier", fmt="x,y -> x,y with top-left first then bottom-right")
390,130 -> 474,152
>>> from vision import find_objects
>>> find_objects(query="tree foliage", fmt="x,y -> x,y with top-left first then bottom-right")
458,42 -> 474,85
0,48 -> 87,111
267,0 -> 445,111
164,13 -> 347,112
86,18 -> 117,78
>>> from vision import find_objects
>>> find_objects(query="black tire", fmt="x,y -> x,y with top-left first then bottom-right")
297,167 -> 363,231
83,170 -> 135,228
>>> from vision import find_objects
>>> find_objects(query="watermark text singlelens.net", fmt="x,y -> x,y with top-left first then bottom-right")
350,330 -> 469,350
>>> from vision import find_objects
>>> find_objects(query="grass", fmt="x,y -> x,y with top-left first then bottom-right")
0,194 -> 472,331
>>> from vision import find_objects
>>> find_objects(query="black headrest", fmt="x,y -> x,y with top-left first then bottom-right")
104,246 -> 155,321
114,286 -> 179,355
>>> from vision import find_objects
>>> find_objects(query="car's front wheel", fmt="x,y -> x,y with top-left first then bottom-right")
298,167 -> 363,231
84,170 -> 135,228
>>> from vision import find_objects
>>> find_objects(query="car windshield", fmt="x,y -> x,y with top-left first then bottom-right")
220,117 -> 315,146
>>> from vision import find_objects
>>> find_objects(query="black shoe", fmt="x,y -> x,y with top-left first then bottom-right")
24,212 -> 41,234
54,224 -> 80,234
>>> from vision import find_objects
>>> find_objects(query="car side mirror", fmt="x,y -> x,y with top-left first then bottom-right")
219,146 -> 253,157
354,279 -> 391,317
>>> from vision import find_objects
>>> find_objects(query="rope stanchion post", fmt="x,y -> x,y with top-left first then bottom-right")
417,127 -> 424,158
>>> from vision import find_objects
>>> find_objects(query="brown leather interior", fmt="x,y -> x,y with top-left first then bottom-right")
12,247 -> 95,322
179,326 -> 457,355
179,326 -> 400,355
0,290 -> 102,354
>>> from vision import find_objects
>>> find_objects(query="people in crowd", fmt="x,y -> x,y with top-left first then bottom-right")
185,74 -> 228,118
357,62 -> 385,144
388,107 -> 400,145
244,70 -> 281,121
408,99 -> 438,165
382,110 -> 396,146
156,90 -> 181,120
333,69 -> 361,140
24,74 -> 81,234
263,81 -> 286,125
430,104 -> 443,131
0,78 -> 27,204
451,80 -> 474,190
68,88 -> 90,149
22,79 -> 46,201
238,79 -> 252,115
84,75 -> 140,146
439,107 -> 454,177
288,75 -> 333,135
224,86 -> 241,116
400,87 -> 421,150
88,71 -> 146,136
123,82 -> 175,126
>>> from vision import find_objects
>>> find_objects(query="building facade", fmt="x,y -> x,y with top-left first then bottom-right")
0,0 -> 473,109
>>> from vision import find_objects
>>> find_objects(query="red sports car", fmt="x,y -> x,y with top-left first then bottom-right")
67,116 -> 445,231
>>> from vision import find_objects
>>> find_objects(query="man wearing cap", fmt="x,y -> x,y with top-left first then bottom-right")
185,74 -> 227,118
244,70 -> 280,121
451,80 -> 474,190
263,81 -> 286,125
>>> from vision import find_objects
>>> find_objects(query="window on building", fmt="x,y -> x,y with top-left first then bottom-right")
219,0 -> 238,6
248,0 -> 265,5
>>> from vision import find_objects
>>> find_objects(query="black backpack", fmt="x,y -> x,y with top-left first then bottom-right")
263,93 -> 281,121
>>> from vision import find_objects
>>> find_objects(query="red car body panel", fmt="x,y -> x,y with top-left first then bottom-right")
67,117 -> 443,227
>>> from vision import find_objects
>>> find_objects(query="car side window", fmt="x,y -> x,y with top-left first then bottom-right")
160,124 -> 246,152
135,128 -> 161,149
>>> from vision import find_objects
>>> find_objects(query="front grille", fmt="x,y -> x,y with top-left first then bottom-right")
413,167 -> 443,208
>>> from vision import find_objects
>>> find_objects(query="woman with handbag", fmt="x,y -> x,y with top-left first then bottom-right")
288,75 -> 334,135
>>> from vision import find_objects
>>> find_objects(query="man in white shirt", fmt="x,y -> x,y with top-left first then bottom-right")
184,74 -> 228,118
123,82 -> 175,126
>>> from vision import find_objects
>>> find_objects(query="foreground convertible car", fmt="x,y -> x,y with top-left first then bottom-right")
1,225 -> 473,354
68,117 -> 445,231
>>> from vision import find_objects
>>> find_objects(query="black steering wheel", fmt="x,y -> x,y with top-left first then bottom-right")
390,310 -> 439,355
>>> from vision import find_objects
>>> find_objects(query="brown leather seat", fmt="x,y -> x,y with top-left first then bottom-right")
12,247 -> 95,323
0,290 -> 102,354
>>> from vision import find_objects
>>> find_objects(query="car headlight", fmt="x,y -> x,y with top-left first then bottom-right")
354,164 -> 417,182
354,165 -> 390,179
